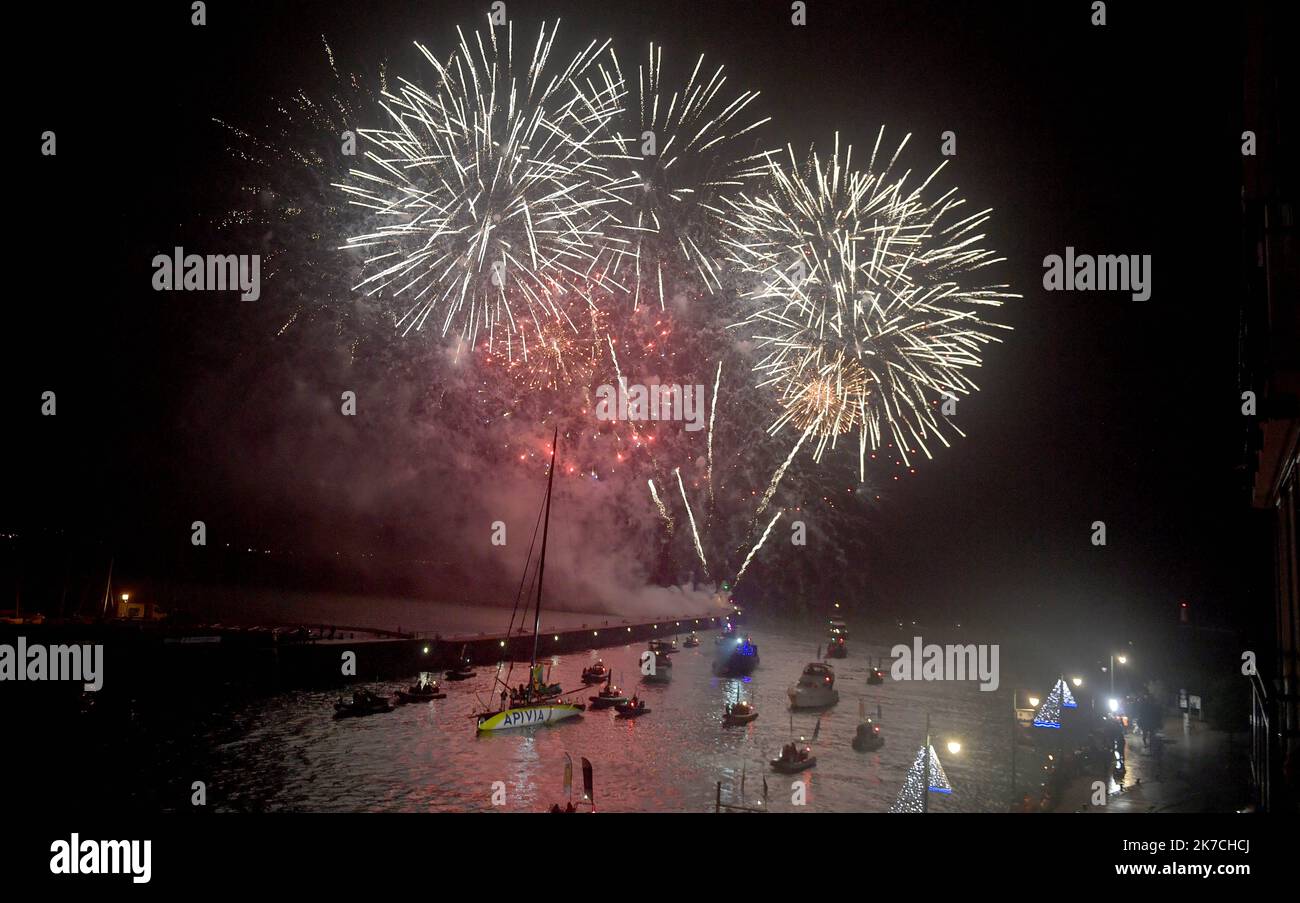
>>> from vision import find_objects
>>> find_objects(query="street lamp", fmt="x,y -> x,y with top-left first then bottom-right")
1109,653 -> 1128,696
1072,677 -> 1083,687
921,712 -> 961,813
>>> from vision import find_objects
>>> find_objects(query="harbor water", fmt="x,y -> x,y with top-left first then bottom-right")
106,624 -> 1040,813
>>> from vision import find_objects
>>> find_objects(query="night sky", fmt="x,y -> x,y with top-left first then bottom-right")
7,1 -> 1252,668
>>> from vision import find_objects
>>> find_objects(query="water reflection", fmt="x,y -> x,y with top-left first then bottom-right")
128,628 -> 1022,812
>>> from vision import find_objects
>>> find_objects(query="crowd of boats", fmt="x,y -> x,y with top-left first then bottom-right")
331,613 -> 891,780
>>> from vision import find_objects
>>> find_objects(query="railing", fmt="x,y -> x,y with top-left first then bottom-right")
1247,670 -> 1276,812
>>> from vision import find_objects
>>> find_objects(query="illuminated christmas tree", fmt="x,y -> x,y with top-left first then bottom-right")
1033,683 -> 1063,728
1056,677 -> 1077,708
889,744 -> 952,812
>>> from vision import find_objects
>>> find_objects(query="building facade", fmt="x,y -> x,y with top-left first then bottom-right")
1241,1 -> 1298,813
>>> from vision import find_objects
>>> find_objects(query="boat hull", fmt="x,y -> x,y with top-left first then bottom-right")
771,756 -> 817,773
476,704 -> 583,731
852,736 -> 884,752
788,688 -> 839,709
589,696 -> 628,708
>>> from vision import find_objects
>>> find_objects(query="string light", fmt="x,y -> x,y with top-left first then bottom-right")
890,744 -> 952,812
1033,683 -> 1064,729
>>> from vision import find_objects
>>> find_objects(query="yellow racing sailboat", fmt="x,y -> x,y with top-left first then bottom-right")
475,428 -> 584,732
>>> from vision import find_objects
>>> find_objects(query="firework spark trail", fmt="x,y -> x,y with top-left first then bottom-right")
754,418 -> 818,518
675,467 -> 709,576
734,510 -> 783,588
648,478 -> 674,535
707,359 -> 722,507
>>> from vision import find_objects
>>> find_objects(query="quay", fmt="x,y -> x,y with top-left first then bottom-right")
0,613 -> 726,702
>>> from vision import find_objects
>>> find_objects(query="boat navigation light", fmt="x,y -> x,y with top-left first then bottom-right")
422,646 -> 429,655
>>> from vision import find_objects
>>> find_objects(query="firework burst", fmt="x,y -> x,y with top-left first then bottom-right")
603,46 -> 770,306
725,129 -> 1018,477
335,20 -> 626,356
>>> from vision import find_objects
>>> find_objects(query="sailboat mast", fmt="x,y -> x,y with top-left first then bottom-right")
531,427 -> 558,668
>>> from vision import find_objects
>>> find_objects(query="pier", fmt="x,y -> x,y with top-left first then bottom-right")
0,613 -> 725,703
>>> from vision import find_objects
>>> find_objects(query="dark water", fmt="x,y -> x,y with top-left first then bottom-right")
128,625 -> 1031,813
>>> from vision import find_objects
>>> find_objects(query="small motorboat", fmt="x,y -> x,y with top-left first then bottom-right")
825,636 -> 847,659
713,636 -> 760,677
396,679 -> 446,703
445,644 -> 475,680
723,700 -> 759,726
683,632 -> 701,648
648,638 -> 678,655
581,660 -> 610,683
589,675 -> 629,709
333,690 -> 394,720
788,662 -> 839,709
615,697 -> 651,719
867,665 -> 885,685
852,718 -> 885,752
770,741 -> 817,773
643,665 -> 672,684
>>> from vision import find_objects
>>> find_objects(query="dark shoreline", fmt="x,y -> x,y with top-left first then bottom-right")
0,613 -> 727,707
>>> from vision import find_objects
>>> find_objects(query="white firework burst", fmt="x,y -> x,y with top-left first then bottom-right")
724,128 -> 1019,476
334,19 -> 626,359
603,45 -> 771,306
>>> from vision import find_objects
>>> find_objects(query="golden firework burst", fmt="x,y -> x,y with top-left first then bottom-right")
785,357 -> 869,438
